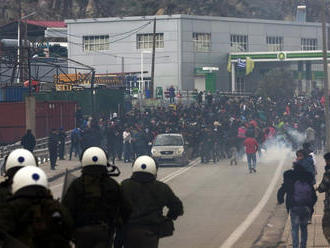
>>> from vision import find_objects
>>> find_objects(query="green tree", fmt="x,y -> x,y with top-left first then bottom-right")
255,68 -> 296,98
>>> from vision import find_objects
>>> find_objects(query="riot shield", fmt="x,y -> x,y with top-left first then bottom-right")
61,169 -> 78,200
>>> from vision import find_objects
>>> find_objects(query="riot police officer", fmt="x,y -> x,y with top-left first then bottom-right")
121,155 -> 183,248
0,148 -> 38,204
0,166 -> 73,248
62,147 -> 131,248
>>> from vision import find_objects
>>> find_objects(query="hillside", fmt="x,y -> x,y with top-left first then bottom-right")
0,0 -> 328,26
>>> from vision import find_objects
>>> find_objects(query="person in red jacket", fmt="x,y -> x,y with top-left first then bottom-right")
243,134 -> 259,173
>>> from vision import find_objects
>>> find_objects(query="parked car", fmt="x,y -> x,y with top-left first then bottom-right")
151,133 -> 189,166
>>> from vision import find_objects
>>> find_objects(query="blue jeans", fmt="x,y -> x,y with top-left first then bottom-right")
69,143 -> 81,160
123,142 -> 131,162
246,153 -> 256,170
290,206 -> 310,248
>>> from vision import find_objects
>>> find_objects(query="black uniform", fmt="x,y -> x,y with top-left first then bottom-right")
0,186 -> 73,248
58,129 -> 66,160
48,130 -> 58,170
121,172 -> 183,248
21,130 -> 36,152
62,166 -> 131,248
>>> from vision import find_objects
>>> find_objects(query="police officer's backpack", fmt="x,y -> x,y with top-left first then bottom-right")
21,198 -> 71,246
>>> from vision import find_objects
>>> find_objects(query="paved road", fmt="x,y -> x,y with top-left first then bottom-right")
48,155 -> 291,248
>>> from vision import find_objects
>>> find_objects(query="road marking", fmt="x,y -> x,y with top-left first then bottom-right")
219,158 -> 286,248
49,158 -> 200,191
160,159 -> 200,183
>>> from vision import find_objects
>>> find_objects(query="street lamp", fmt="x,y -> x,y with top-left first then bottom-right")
140,50 -> 152,98
321,0 -> 330,152
17,11 -> 37,83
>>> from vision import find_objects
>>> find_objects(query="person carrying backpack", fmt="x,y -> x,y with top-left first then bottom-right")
0,166 -> 73,248
277,150 -> 317,248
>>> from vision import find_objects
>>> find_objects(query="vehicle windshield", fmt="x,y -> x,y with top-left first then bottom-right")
153,135 -> 183,146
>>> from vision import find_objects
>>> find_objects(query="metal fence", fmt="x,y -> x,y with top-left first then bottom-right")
0,130 -> 72,175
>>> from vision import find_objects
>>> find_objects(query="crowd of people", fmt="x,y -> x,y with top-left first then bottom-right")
4,87 -> 330,248
66,90 -> 324,172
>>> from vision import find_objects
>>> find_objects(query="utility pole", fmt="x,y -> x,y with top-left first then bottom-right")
17,0 -> 22,83
151,18 -> 156,98
322,0 -> 330,152
90,70 -> 96,117
121,56 -> 125,86
27,46 -> 32,96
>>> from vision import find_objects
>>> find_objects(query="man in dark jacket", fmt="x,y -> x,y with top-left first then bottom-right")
120,155 -> 183,248
81,120 -> 103,150
58,128 -> 66,160
21,129 -> 36,152
62,147 -> 131,248
277,150 -> 317,248
48,129 -> 58,170
317,152 -> 330,244
133,125 -> 148,157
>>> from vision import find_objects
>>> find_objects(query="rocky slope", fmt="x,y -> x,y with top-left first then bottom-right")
0,0 -> 328,25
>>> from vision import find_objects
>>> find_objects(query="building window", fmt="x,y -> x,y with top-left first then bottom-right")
83,35 -> 109,51
193,33 -> 211,52
137,33 -> 164,49
236,77 -> 246,92
301,38 -> 317,50
266,36 -> 283,51
230,35 -> 248,52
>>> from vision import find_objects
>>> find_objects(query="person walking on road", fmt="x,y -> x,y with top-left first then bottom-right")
168,86 -> 175,104
277,151 -> 317,248
58,128 -> 66,160
69,128 -> 82,160
317,152 -> 330,244
48,129 -> 58,170
243,133 -> 258,173
21,129 -> 36,152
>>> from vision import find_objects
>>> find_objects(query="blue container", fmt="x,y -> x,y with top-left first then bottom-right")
5,87 -> 28,102
145,89 -> 151,99
0,88 -> 5,102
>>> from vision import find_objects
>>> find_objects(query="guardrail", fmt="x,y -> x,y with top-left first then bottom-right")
0,130 -> 72,175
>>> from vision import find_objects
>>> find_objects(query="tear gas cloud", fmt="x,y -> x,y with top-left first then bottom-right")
258,128 -> 305,164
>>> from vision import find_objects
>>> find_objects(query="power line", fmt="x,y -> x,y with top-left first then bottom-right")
49,21 -> 152,39
0,20 -> 152,39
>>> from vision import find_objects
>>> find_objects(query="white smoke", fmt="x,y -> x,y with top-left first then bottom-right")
259,136 -> 293,163
257,128 -> 306,164
286,127 -> 306,147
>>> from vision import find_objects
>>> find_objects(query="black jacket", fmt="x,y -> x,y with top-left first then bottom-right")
21,132 -> 36,152
62,166 -> 131,229
317,165 -> 330,211
121,172 -> 183,228
0,186 -> 73,248
277,166 -> 317,212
